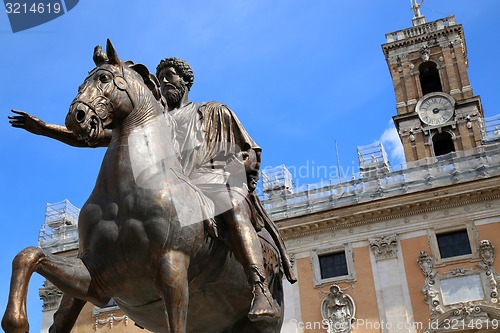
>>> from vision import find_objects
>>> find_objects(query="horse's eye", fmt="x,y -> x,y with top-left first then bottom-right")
99,74 -> 112,83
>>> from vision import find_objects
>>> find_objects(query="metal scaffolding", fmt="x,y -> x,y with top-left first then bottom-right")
38,199 -> 80,253
261,142 -> 500,220
356,141 -> 390,178
481,114 -> 500,143
262,165 -> 294,197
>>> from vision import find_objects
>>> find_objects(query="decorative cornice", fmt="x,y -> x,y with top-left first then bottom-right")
277,177 -> 500,240
383,24 -> 464,54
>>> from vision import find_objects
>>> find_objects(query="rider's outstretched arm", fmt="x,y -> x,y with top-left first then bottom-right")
9,110 -> 111,148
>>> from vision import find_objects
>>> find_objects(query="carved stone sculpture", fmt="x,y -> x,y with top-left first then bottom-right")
369,234 -> 398,260
39,283 -> 63,312
477,240 -> 499,303
420,45 -> 430,62
479,240 -> 495,267
321,285 -> 355,333
418,251 -> 444,318
417,250 -> 434,277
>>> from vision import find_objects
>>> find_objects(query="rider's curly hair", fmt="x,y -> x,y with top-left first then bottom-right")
156,57 -> 194,91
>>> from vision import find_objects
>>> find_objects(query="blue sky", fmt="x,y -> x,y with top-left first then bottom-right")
1,1 -> 499,331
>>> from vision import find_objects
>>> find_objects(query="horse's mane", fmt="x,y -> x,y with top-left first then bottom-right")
125,61 -> 166,109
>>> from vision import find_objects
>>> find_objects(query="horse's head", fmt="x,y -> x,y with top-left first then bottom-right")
66,39 -> 164,146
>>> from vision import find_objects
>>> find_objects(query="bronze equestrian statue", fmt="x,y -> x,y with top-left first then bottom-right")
2,40 -> 295,333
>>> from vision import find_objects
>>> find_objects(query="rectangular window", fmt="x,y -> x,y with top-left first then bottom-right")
437,229 -> 472,259
319,251 -> 348,279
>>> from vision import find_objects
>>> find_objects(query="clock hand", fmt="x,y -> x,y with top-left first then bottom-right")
431,107 -> 449,114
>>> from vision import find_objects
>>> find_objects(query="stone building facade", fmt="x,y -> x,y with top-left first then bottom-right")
266,9 -> 500,333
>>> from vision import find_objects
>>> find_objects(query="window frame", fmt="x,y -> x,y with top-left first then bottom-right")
428,221 -> 478,265
318,251 -> 349,279
311,243 -> 355,287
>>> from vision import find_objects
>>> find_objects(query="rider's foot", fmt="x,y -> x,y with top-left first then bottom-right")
248,282 -> 279,322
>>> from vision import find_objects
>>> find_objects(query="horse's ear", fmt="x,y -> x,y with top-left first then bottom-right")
106,39 -> 120,64
93,45 -> 108,66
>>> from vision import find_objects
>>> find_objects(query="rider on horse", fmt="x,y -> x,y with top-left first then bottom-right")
8,54 -> 296,323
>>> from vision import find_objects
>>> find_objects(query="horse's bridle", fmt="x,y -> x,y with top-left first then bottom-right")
70,62 -> 135,121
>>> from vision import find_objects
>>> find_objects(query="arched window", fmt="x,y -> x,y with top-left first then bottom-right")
419,62 -> 442,96
433,132 -> 455,157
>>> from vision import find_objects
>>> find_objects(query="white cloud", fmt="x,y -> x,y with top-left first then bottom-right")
380,121 -> 405,165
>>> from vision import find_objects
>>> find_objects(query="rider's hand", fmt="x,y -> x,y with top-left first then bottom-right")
9,110 -> 47,135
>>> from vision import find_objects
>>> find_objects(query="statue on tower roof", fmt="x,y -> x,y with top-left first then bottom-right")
411,0 -> 424,18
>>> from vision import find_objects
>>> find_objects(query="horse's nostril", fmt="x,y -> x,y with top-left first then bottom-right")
76,109 -> 86,122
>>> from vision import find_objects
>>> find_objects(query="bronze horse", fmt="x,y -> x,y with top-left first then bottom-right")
2,40 -> 284,333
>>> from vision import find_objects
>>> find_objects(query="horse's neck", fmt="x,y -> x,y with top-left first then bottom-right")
103,101 -> 182,191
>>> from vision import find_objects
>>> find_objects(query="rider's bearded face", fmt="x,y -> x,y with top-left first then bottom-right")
161,66 -> 187,106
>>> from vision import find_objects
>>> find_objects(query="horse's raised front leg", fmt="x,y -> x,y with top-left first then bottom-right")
49,295 -> 87,333
2,246 -> 94,333
156,250 -> 189,333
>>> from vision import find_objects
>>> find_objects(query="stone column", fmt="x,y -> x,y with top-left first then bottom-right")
369,235 -> 416,333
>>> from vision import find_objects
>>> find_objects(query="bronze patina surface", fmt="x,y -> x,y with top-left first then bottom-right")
2,40 -> 295,333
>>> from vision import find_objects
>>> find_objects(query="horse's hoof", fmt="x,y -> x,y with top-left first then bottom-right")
1,313 -> 29,333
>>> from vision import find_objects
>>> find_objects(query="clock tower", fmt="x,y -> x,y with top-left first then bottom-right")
382,1 -> 484,163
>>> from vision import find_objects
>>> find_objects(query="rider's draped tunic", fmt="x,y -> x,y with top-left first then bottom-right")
169,101 -> 295,282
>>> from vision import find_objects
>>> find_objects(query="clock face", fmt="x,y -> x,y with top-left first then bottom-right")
416,94 -> 455,126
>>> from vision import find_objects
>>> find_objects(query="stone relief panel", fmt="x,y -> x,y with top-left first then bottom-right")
419,240 -> 500,332
321,285 -> 356,333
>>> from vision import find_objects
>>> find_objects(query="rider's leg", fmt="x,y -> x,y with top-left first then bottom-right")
219,199 -> 279,322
